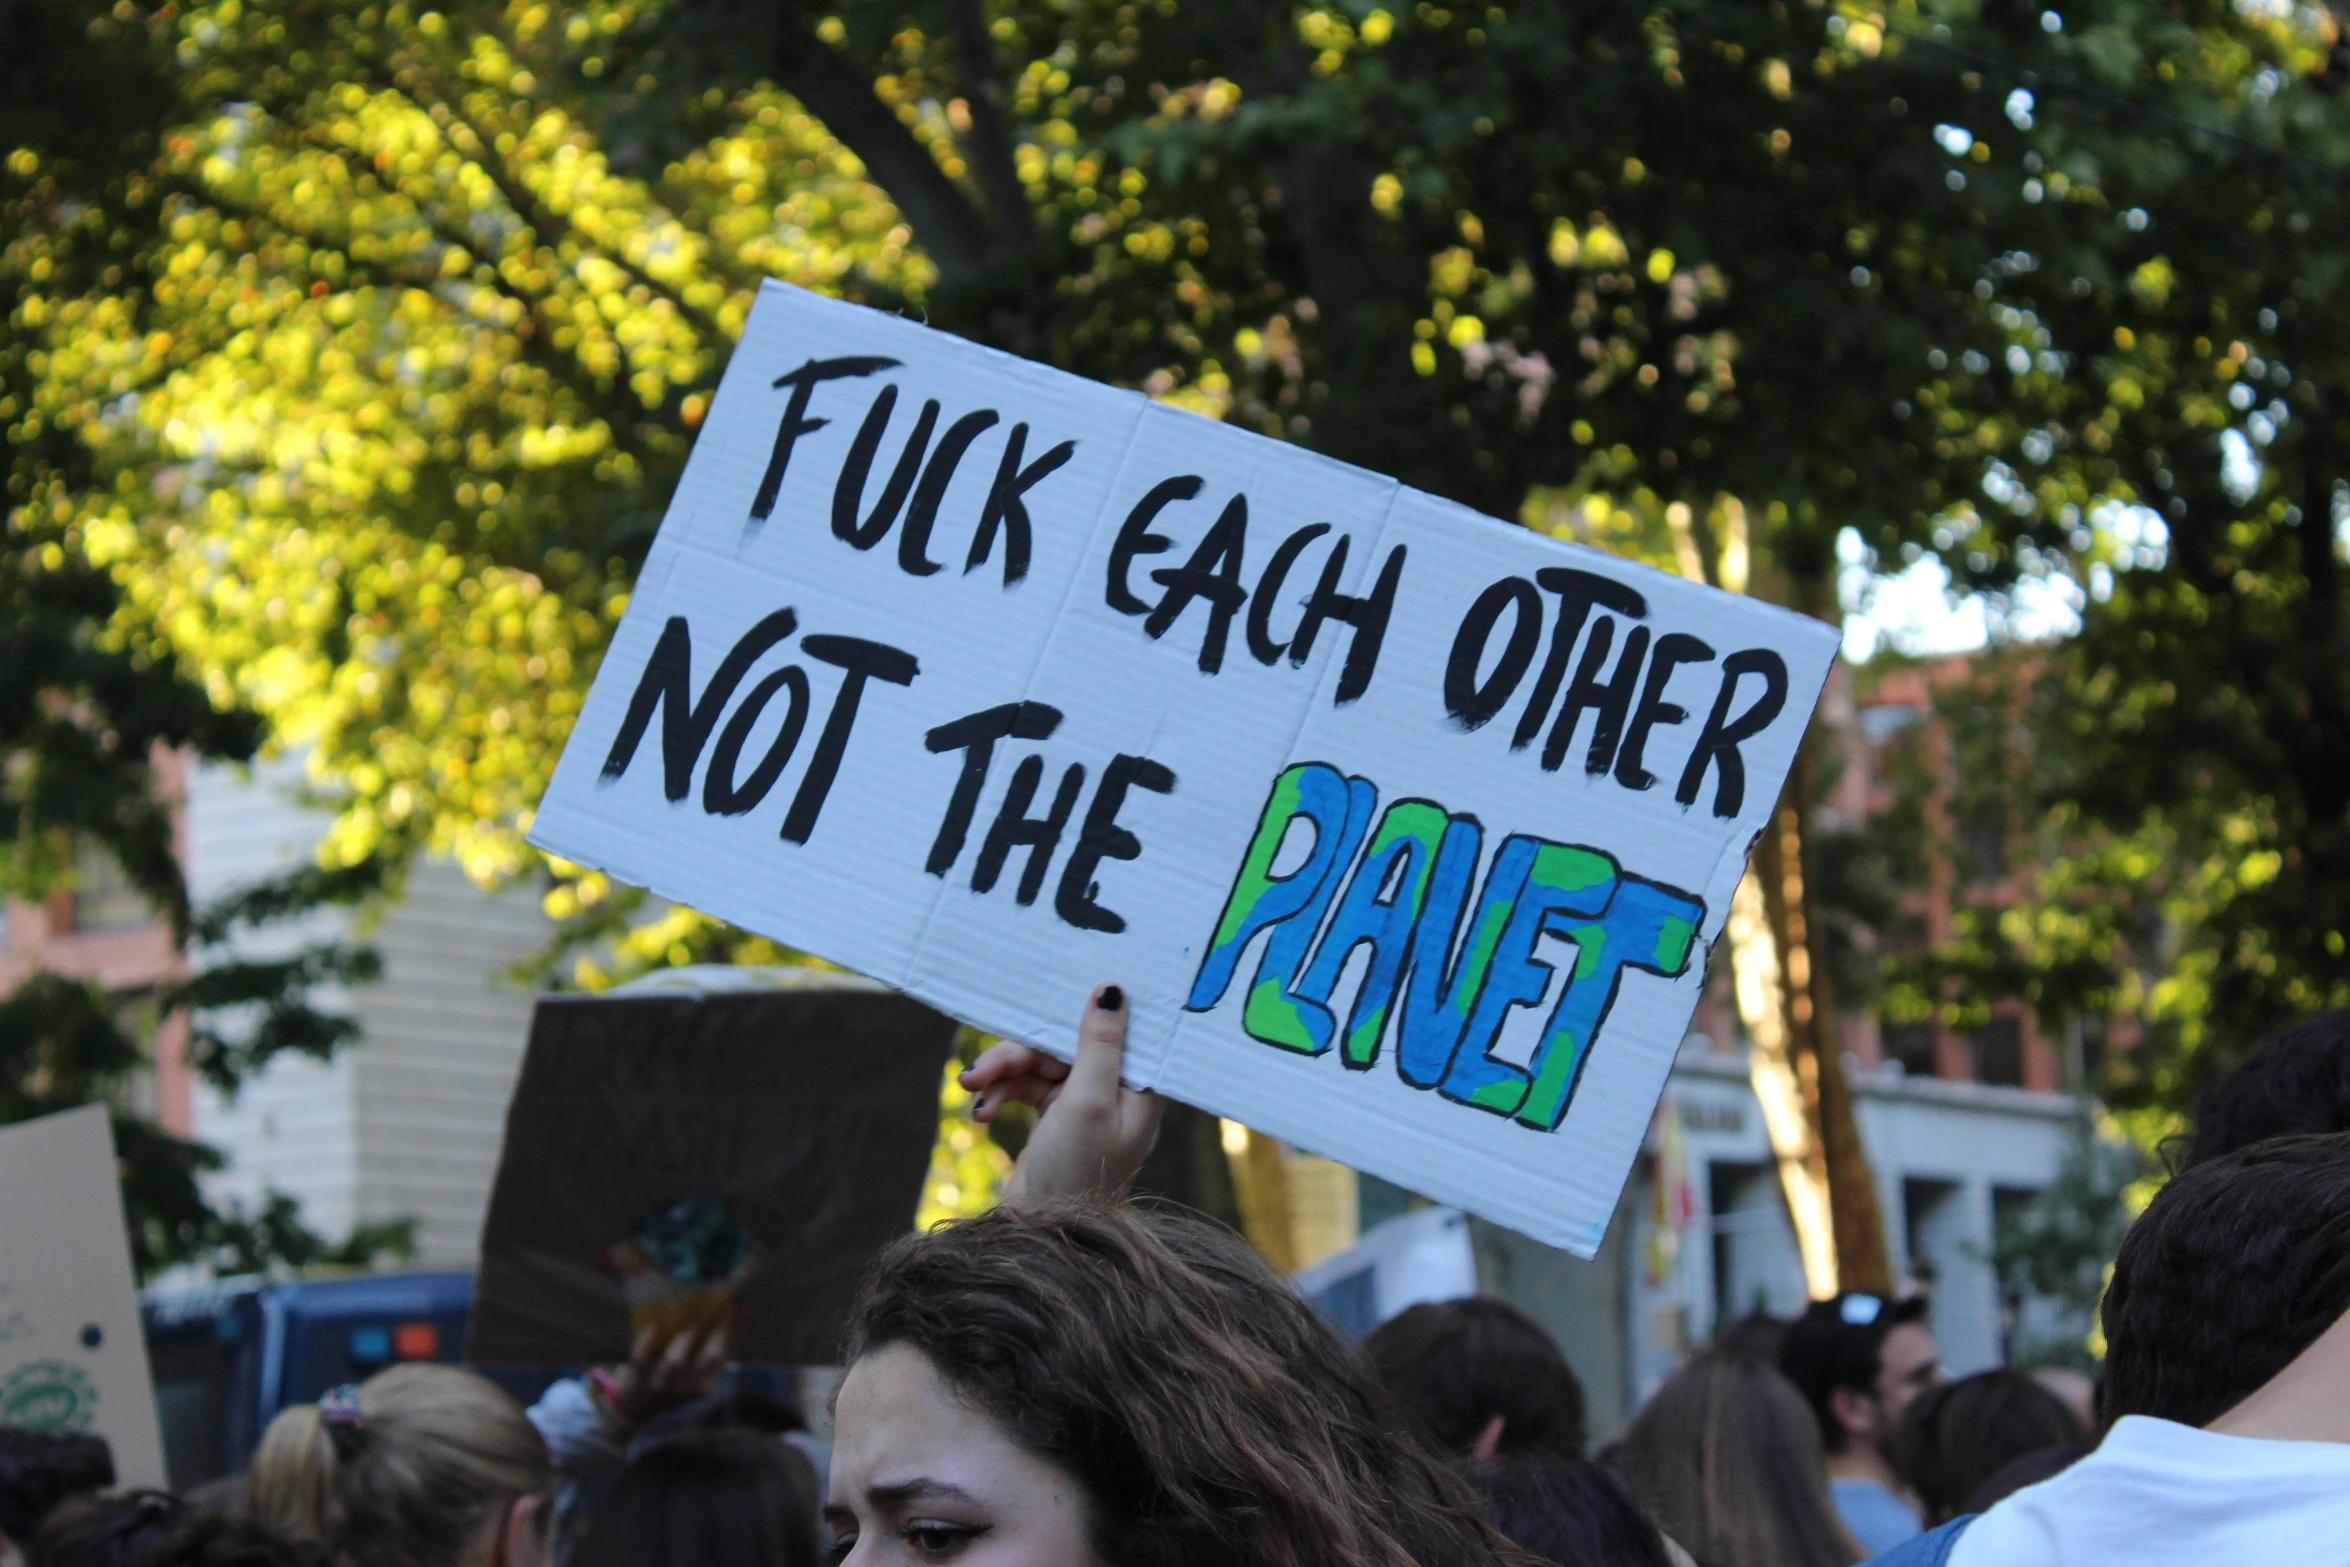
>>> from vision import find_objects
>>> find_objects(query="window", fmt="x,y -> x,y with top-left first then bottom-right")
2077,1016 -> 2108,1082
1858,704 -> 1926,744
1972,1015 -> 2025,1087
1956,801 -> 2009,884
69,841 -> 152,934
1884,1021 -> 1940,1078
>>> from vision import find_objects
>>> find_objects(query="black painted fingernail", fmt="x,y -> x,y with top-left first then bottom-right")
1099,985 -> 1124,1013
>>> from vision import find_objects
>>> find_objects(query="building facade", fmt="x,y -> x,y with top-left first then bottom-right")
0,756 -> 553,1267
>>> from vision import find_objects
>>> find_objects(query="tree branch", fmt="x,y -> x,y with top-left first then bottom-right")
163,169 -> 671,478
952,0 -> 1035,249
397,64 -> 733,343
769,7 -> 997,283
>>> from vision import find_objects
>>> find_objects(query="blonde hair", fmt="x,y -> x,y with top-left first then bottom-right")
247,1364 -> 550,1567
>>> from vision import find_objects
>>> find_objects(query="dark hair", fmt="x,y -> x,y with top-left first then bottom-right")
1611,1352 -> 1860,1567
2101,1131 -> 2350,1428
574,1431 -> 817,1567
0,1428 -> 114,1545
1714,1312 -> 1787,1365
1464,1455 -> 1671,1567
687,1388 -> 805,1437
1958,1444 -> 2084,1516
143,1517 -> 327,1567
178,1478 -> 246,1522
2185,1010 -> 2350,1167
844,1200 -> 1531,1567
31,1498 -> 323,1567
1894,1370 -> 2085,1525
1776,1294 -> 1930,1454
29,1492 -> 182,1567
1362,1298 -> 1588,1459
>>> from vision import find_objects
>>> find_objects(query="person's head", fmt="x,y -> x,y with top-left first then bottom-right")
689,1389 -> 806,1437
1713,1312 -> 1787,1365
829,1199 -> 1527,1567
1463,1455 -> 1671,1567
2028,1366 -> 2096,1434
31,1498 -> 323,1567
1893,1369 -> 2086,1525
1611,1351 -> 1860,1567
2185,1009 -> 2350,1167
25,1492 -> 182,1567
1957,1444 -> 2083,1516
247,1364 -> 551,1567
2100,1130 -> 2350,1429
1777,1293 -> 1940,1460
0,1429 -> 114,1559
149,1516 -> 322,1567
1362,1297 -> 1588,1460
575,1430 -> 818,1567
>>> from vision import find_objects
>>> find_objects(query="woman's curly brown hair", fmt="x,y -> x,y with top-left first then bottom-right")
844,1200 -> 1534,1567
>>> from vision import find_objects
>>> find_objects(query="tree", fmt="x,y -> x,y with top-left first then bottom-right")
3,0 -> 408,1275
1840,1 -> 2350,1121
15,0 -> 2345,1269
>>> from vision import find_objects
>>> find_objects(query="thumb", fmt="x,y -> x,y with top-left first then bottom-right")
1064,983 -> 1132,1107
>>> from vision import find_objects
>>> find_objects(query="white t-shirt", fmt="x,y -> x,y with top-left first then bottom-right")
1948,1414 -> 2350,1567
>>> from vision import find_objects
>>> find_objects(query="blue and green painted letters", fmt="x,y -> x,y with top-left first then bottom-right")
1185,762 -> 1707,1133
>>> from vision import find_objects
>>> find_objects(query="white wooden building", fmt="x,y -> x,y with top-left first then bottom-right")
184,760 -> 552,1265
1455,1038 -> 2088,1442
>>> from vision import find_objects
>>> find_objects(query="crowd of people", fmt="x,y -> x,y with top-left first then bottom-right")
3,992 -> 2347,1567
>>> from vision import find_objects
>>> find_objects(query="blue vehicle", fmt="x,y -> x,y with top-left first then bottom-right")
141,1271 -> 563,1488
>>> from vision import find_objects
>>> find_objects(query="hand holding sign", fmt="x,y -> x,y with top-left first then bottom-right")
595,1310 -> 738,1430
967,984 -> 1165,1208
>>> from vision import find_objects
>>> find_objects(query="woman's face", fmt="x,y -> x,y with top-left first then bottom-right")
826,1343 -> 1100,1567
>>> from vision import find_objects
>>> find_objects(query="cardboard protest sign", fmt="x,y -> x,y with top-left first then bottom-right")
467,972 -> 952,1365
530,280 -> 1839,1256
0,1105 -> 168,1485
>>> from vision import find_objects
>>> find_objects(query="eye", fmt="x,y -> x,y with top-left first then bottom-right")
822,1528 -> 856,1564
903,1522 -> 990,1559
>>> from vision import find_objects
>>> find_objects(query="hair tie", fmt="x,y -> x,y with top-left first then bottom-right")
319,1383 -> 367,1460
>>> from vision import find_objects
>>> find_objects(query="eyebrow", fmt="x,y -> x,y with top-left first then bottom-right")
870,1478 -> 982,1507
828,1478 -> 985,1516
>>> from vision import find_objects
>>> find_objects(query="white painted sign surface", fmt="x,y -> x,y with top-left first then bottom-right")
532,282 -> 1837,1255
0,1105 -> 167,1484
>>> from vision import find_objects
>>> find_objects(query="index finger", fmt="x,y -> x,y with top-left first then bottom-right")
1063,983 -> 1132,1107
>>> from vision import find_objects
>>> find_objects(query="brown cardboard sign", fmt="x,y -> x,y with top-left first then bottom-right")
467,973 -> 952,1365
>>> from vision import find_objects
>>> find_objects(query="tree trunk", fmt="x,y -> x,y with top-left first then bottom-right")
1728,863 -> 1841,1296
1754,755 -> 1894,1295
